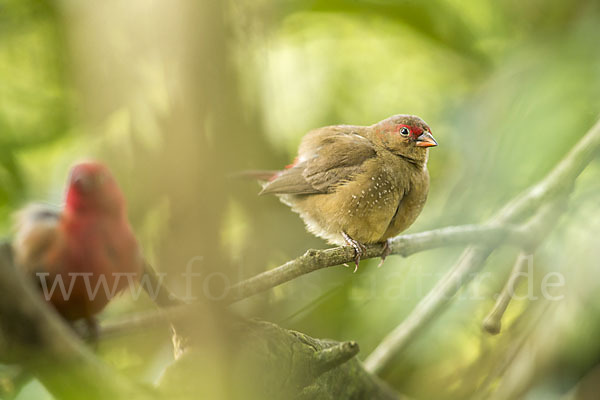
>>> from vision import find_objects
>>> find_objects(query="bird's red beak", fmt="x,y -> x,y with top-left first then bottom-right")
415,131 -> 438,147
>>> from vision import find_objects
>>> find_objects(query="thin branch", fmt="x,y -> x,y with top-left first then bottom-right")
93,225 -> 513,338
482,252 -> 531,335
227,224 -> 522,303
364,244 -> 496,374
483,197 -> 568,335
364,117 -> 600,374
95,225 -> 523,339
97,206 -> 554,338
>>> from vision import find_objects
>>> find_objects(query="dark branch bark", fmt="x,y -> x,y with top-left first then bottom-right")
158,319 -> 404,400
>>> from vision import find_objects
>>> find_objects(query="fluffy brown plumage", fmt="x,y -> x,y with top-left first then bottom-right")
260,115 -> 437,270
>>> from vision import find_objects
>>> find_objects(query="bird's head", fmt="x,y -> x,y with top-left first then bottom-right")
370,115 -> 437,164
65,162 -> 126,216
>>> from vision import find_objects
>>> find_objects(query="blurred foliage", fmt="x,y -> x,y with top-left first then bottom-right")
1,0 -> 600,399
0,0 -> 69,229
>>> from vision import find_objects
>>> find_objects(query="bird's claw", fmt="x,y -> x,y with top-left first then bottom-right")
377,239 -> 392,268
342,232 -> 367,273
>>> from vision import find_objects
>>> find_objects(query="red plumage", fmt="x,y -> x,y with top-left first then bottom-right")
12,162 -> 142,321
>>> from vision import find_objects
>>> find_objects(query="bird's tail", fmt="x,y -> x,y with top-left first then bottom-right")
230,170 -> 280,181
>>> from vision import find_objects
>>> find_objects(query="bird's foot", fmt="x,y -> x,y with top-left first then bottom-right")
377,239 -> 392,268
342,232 -> 367,273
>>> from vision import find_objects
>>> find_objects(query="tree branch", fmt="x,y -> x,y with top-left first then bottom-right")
482,252 -> 531,335
314,340 -> 360,376
227,224 -> 524,303
95,225 -> 520,340
157,318 -> 403,400
483,197 -> 568,334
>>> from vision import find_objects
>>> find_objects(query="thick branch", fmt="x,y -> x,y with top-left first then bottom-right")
158,319 -> 402,400
364,117 -> 600,374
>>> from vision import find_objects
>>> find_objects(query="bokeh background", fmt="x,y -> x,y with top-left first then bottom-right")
1,0 -> 600,399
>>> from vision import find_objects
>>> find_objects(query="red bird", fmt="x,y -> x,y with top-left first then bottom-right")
12,162 -> 142,324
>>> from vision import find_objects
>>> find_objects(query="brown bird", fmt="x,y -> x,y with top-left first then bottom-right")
259,115 -> 437,271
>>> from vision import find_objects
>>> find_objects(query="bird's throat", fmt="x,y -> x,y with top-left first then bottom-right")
391,152 -> 423,168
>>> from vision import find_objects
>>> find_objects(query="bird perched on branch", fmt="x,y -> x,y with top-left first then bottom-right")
257,115 -> 437,271
12,162 -> 142,329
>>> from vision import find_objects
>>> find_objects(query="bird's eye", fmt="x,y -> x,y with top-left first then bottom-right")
400,127 -> 410,136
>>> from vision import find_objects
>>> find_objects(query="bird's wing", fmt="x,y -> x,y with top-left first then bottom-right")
260,127 -> 376,195
12,204 -> 62,273
259,165 -> 318,195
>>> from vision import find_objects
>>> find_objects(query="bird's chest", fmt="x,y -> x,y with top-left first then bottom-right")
63,220 -> 122,274
363,168 -> 403,212
342,161 -> 406,221
355,155 -> 428,231
382,165 -> 429,238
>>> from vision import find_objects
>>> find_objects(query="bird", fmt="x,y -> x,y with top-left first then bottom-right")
258,115 -> 437,271
12,162 -> 143,333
